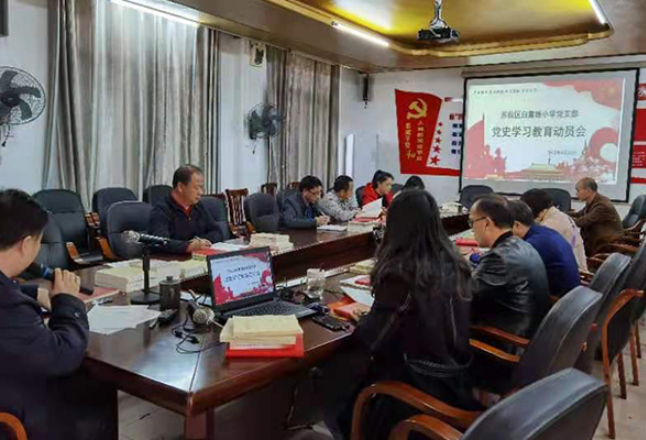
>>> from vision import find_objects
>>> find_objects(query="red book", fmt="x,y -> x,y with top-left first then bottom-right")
225,335 -> 304,358
455,238 -> 479,247
355,276 -> 371,287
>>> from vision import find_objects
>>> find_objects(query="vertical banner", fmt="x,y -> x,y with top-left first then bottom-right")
632,84 -> 646,182
396,90 -> 460,176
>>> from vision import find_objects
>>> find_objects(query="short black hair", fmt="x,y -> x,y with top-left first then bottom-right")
472,194 -> 514,229
578,177 -> 598,192
520,189 -> 553,218
403,175 -> 425,191
372,170 -> 394,189
299,175 -> 323,192
0,189 -> 49,251
508,200 -> 536,227
333,175 -> 353,193
172,164 -> 203,188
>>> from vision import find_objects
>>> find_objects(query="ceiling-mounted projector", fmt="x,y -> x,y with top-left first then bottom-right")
418,0 -> 460,44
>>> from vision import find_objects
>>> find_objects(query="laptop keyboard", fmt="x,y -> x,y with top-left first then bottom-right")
233,301 -> 313,318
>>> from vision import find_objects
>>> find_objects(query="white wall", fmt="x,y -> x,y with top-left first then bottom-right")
0,0 -> 49,193
339,61 -> 646,211
218,34 -> 268,193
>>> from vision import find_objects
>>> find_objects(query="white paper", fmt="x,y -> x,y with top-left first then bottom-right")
211,242 -> 250,252
341,286 -> 375,307
361,199 -> 382,218
318,225 -> 347,232
88,305 -> 161,335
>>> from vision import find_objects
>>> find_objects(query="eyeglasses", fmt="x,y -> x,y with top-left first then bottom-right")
468,217 -> 487,228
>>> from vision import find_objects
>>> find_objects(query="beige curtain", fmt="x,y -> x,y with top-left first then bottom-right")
45,0 -> 219,205
266,47 -> 339,189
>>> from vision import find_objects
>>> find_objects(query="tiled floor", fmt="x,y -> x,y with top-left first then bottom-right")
118,328 -> 646,440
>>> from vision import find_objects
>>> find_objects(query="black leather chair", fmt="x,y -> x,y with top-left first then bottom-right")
32,189 -> 103,265
105,201 -> 153,259
459,185 -> 493,210
244,193 -> 281,233
200,196 -> 233,241
384,369 -> 606,440
544,188 -> 572,212
622,194 -> 646,229
33,214 -> 70,270
143,185 -> 172,206
391,183 -> 404,196
92,187 -> 138,234
355,185 -> 365,208
352,286 -> 602,436
575,253 -> 631,374
276,188 -> 298,213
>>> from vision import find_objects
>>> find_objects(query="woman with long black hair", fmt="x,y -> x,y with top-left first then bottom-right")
320,189 -> 475,440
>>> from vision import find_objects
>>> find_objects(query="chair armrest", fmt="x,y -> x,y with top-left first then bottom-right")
605,243 -> 639,256
469,325 -> 530,348
0,412 -> 28,440
624,219 -> 645,234
66,242 -> 97,266
579,270 -> 594,285
550,295 -> 560,305
351,381 -> 481,440
469,339 -> 521,365
96,237 -> 119,261
389,415 -> 463,440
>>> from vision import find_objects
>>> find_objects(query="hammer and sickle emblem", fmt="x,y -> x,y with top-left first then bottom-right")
407,99 -> 428,120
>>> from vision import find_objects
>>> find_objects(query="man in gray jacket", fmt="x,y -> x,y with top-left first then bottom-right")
282,176 -> 330,229
319,175 -> 361,222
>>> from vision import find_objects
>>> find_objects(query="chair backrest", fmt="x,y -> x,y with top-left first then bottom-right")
261,183 -> 278,196
33,189 -> 90,251
624,239 -> 646,326
287,181 -> 300,190
391,183 -> 404,196
200,196 -> 233,241
244,193 -> 281,233
543,188 -> 572,212
106,201 -> 153,259
225,188 -> 249,227
92,187 -> 138,233
463,369 -> 606,440
575,253 -> 631,373
459,185 -> 493,210
512,286 -> 602,390
356,185 -> 365,208
0,412 -> 28,440
276,188 -> 298,213
33,214 -> 70,270
143,185 -> 172,206
623,194 -> 646,229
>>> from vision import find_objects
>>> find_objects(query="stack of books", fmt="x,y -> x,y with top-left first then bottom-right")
95,266 -> 146,293
129,260 -> 181,280
348,218 -> 380,233
249,233 -> 294,253
349,259 -> 375,275
177,260 -> 208,278
192,242 -> 250,261
220,315 -> 304,358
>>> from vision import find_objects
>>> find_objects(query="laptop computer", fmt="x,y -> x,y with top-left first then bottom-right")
207,247 -> 316,320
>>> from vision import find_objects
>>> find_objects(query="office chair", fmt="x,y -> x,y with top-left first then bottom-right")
92,187 -> 137,235
355,185 -> 365,208
352,286 -> 602,437
225,188 -> 253,237
623,194 -> 646,231
382,369 -> 606,440
391,183 -> 404,196
543,188 -> 572,212
261,183 -> 278,195
200,196 -> 233,241
105,201 -> 153,260
0,412 -> 28,440
459,185 -> 493,210
33,214 -> 70,270
32,189 -> 103,265
276,188 -> 298,213
143,185 -> 172,206
245,193 -> 281,233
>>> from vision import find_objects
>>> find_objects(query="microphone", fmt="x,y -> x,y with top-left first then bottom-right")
187,300 -> 215,326
26,263 -> 94,295
122,231 -> 170,246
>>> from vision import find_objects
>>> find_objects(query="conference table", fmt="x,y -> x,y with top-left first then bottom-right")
67,214 -> 469,440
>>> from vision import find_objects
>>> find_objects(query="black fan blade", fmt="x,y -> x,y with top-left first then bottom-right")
267,123 -> 278,137
12,86 -> 42,99
18,100 -> 33,121
0,71 -> 17,93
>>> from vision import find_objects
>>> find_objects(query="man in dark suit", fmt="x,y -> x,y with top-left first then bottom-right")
0,189 -> 89,440
282,175 -> 330,229
149,164 -> 224,253
571,177 -> 623,256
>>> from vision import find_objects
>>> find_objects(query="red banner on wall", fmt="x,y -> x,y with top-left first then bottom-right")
633,144 -> 646,169
396,89 -> 457,175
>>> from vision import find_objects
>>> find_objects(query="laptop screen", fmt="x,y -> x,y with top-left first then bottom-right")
208,247 -> 275,308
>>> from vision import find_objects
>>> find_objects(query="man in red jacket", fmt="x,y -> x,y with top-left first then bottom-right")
362,170 -> 394,208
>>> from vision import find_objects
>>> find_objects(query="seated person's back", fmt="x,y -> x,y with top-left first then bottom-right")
469,195 -> 550,338
282,175 -> 329,229
510,200 -> 580,298
0,190 -> 89,440
148,164 -> 223,254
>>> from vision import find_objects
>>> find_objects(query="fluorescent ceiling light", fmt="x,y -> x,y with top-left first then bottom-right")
111,0 -> 199,27
331,22 -> 389,48
589,0 -> 608,25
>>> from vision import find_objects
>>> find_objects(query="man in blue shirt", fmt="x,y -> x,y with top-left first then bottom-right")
509,200 -> 580,298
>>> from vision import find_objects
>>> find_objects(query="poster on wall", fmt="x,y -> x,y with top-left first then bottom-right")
395,90 -> 462,176
631,84 -> 646,183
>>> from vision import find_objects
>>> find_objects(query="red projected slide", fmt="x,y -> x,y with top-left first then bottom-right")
464,78 -> 625,185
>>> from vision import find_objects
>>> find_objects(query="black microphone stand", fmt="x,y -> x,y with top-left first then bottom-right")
130,244 -> 161,305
